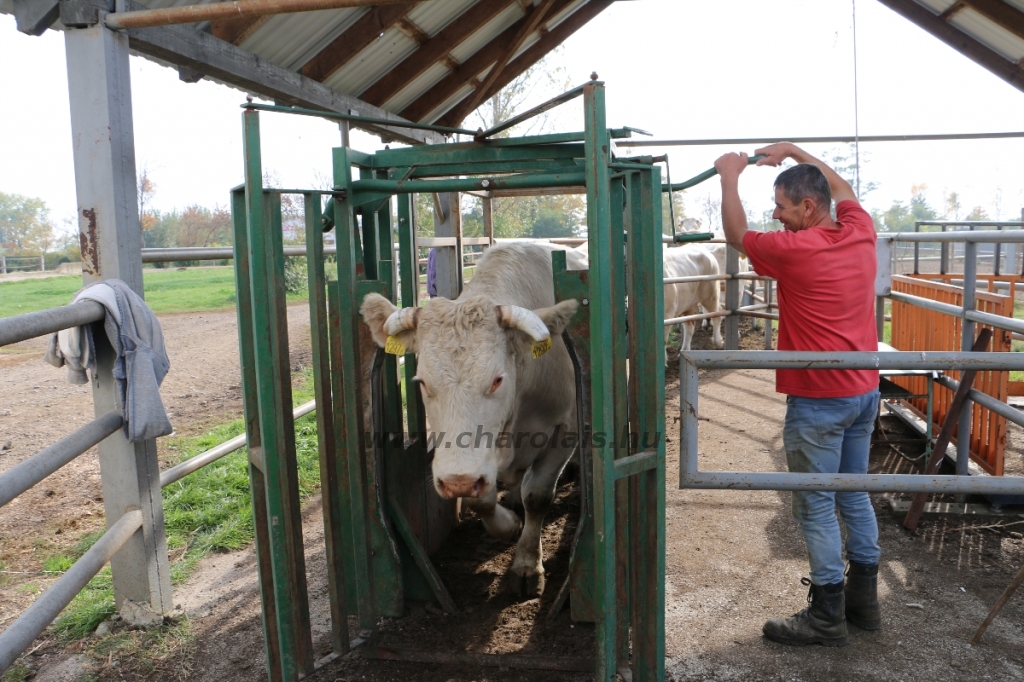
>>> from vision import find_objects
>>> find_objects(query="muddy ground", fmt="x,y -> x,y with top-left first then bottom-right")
2,309 -> 1024,682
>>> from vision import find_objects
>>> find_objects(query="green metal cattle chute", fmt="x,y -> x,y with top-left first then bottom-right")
232,81 -> 667,681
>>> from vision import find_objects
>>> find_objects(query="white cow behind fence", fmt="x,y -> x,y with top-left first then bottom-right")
663,245 -> 723,363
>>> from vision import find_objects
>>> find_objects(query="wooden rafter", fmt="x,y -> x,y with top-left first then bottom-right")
961,0 -> 1024,42
457,0 -> 557,117
437,0 -> 613,127
210,15 -> 269,44
300,3 -> 416,82
877,0 -> 1024,93
398,0 -> 575,122
359,0 -> 518,107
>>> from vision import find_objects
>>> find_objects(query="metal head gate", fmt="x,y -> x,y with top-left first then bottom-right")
232,81 -> 666,681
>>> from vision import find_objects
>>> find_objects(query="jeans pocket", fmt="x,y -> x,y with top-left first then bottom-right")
812,403 -> 852,448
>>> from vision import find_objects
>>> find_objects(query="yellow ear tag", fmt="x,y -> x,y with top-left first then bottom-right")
384,336 -> 405,355
531,337 -> 552,359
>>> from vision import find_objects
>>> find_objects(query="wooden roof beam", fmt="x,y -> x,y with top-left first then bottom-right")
457,0 -> 557,118
300,3 -> 416,82
960,0 -> 1024,42
437,0 -> 614,127
210,16 -> 269,44
398,0 -> 575,122
877,0 -> 1024,94
359,0 -> 518,107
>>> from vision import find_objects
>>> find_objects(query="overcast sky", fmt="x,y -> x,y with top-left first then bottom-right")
1,0 -> 1022,231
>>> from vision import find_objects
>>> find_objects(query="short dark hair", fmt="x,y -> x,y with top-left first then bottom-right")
774,163 -> 831,210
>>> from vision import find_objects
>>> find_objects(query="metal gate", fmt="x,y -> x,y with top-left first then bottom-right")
232,81 -> 666,682
891,275 -> 1011,475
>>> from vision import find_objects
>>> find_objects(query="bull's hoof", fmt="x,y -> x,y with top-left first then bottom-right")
506,567 -> 545,599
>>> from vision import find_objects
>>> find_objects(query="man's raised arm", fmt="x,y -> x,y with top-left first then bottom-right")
755,142 -> 858,205
714,152 -> 751,256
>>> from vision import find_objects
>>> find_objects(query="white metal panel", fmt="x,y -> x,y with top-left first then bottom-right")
239,8 -> 367,71
421,82 -> 475,125
912,0 -> 956,14
546,0 -> 588,31
449,2 -> 524,63
407,0 -> 478,36
381,62 -> 451,113
324,27 -> 419,95
950,7 -> 1024,62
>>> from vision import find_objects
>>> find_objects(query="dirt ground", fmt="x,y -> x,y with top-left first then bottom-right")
3,311 -> 1024,681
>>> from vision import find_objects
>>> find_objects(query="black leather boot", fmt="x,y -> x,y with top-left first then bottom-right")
763,578 -> 848,647
845,561 -> 881,630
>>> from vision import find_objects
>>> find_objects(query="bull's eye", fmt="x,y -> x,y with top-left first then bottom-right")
489,374 -> 504,394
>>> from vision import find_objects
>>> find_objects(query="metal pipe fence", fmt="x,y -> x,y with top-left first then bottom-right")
0,509 -> 143,673
0,411 -> 123,508
0,301 -> 105,347
679,351 -> 1024,495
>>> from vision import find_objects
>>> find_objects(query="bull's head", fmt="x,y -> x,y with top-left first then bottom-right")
361,293 -> 578,500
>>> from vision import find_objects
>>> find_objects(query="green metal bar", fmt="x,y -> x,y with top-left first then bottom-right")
406,159 -> 582,178
584,81 -> 618,682
242,108 -> 314,679
396,195 -> 424,436
673,232 -> 714,243
331,146 -> 378,634
231,184 -> 283,682
326,283 -> 359,625
369,143 -> 585,170
303,192 -> 350,655
351,172 -> 586,197
627,167 -> 666,682
662,154 -> 764,192
608,176 -> 630,671
241,101 -> 477,137
385,497 -> 458,613
359,167 -> 379,280
475,82 -> 588,139
611,450 -> 658,479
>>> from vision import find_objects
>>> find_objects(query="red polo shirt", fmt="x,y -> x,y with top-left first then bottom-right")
743,200 -> 879,398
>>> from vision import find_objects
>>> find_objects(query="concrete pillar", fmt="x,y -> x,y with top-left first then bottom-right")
64,20 -> 172,617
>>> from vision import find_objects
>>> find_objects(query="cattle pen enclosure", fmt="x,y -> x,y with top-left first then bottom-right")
5,73 -> 1024,682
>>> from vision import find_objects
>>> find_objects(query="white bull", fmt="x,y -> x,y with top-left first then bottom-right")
360,242 -> 583,597
663,245 -> 724,361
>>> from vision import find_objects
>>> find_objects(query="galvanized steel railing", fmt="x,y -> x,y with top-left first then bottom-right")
679,350 -> 1024,496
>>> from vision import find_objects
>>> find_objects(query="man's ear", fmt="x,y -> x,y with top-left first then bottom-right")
360,293 -> 418,353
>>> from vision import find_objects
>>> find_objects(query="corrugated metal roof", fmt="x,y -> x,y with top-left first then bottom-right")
143,0 -> 610,128
2,0 -> 614,135
883,1 -> 1024,95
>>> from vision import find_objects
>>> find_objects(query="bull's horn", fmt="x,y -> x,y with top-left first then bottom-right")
384,307 -> 420,336
497,305 -> 549,342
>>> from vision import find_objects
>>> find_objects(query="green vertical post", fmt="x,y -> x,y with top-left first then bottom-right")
241,109 -> 314,679
625,169 -> 666,681
304,193 -> 350,654
583,81 -> 618,682
359,166 -> 379,280
332,146 -> 379,634
231,185 -> 283,682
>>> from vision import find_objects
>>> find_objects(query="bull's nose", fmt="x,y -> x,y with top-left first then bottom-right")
437,475 -> 487,499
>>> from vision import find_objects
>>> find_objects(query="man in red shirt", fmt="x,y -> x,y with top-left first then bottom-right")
715,143 -> 881,647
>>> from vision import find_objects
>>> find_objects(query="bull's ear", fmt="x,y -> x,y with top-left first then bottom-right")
533,298 -> 579,337
360,293 -> 419,353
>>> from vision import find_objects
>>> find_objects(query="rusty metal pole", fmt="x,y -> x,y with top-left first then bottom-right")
104,0 -> 425,30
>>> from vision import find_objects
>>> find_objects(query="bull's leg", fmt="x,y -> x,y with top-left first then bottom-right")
507,441 -> 572,598
704,289 -> 725,349
681,320 -> 696,351
463,487 -> 522,542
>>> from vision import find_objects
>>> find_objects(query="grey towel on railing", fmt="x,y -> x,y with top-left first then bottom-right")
44,280 -> 172,441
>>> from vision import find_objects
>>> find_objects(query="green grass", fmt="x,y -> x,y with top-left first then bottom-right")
45,370 -> 320,642
0,267 -> 308,319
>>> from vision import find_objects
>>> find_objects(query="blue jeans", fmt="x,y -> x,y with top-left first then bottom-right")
784,390 -> 882,586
